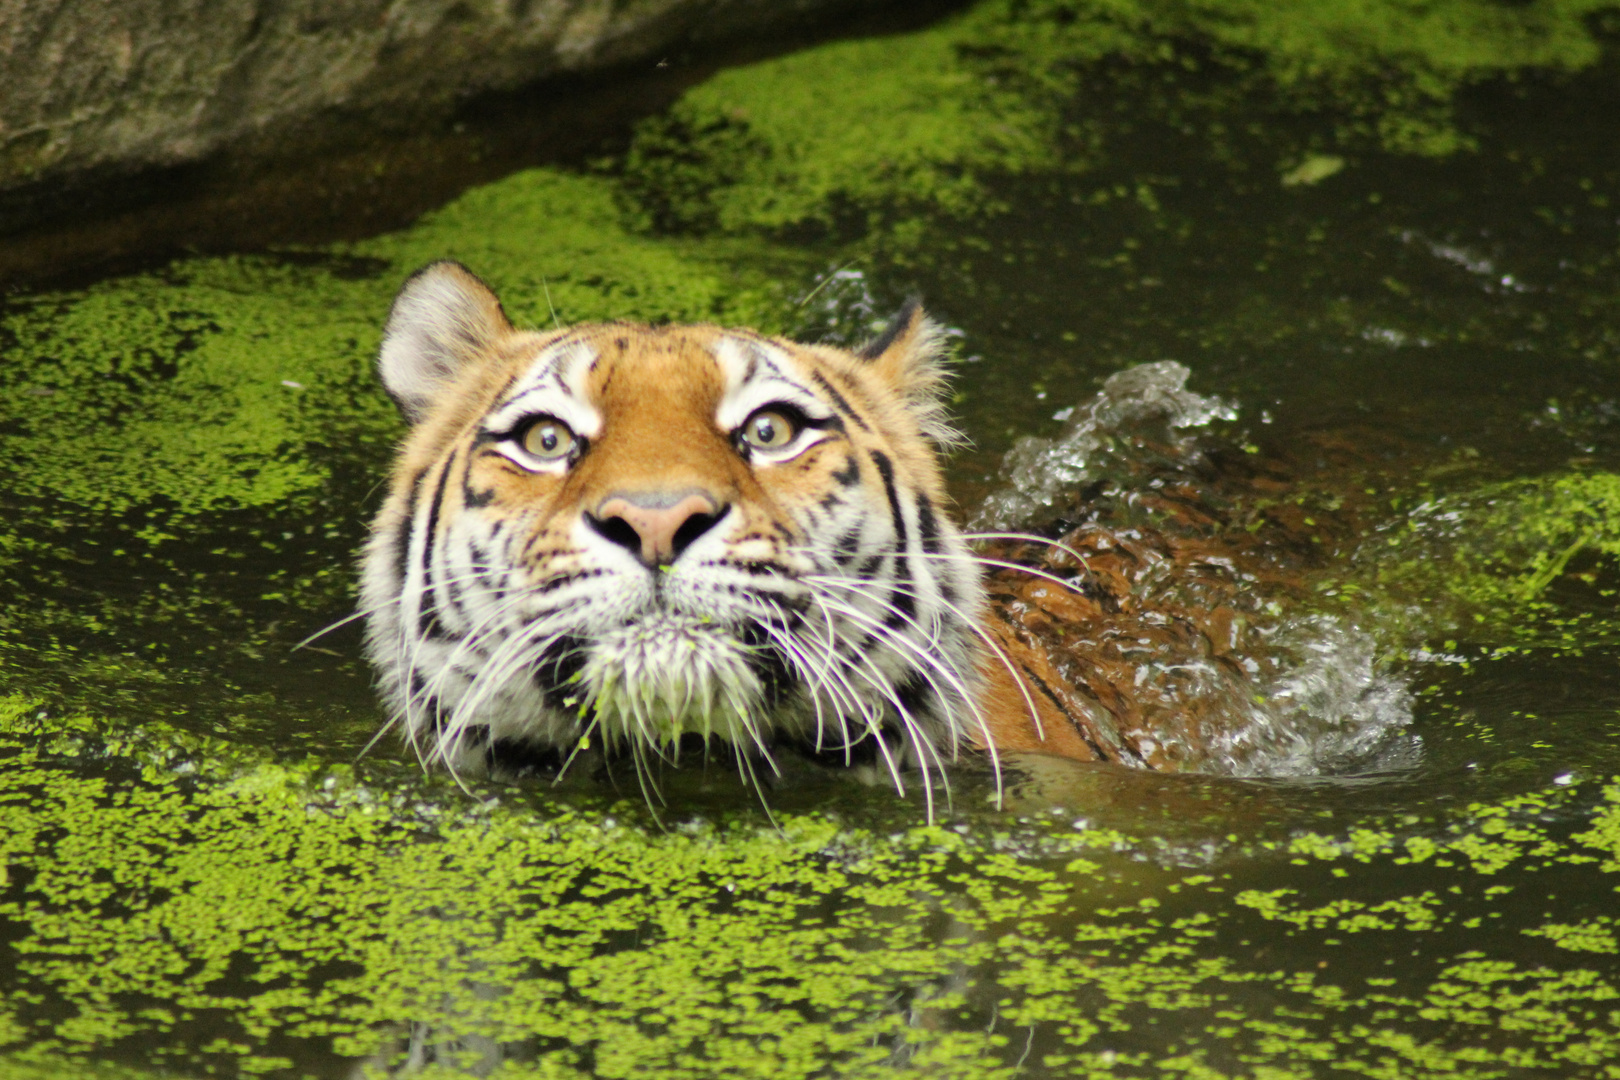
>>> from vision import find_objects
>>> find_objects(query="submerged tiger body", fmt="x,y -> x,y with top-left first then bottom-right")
361,261 -> 1074,785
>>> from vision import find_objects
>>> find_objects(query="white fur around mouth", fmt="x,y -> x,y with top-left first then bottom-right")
575,616 -> 767,749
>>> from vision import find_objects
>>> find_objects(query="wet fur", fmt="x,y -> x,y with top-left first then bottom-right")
361,262 -> 1003,791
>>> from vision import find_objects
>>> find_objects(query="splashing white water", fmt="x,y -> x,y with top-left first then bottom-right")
974,360 -> 1416,778
1215,616 -> 1417,777
972,361 -> 1237,531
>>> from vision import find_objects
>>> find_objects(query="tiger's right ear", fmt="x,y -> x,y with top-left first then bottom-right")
378,261 -> 513,424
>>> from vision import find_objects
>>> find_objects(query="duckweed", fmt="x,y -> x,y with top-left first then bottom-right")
620,0 -> 1618,239
0,171 -> 800,517
6,1 -> 1620,1076
3,701 -> 1620,1077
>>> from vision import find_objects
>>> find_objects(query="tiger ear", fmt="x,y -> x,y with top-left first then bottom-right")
857,298 -> 964,447
378,261 -> 513,423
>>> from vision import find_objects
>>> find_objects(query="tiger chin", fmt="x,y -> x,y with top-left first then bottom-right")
360,261 -> 1053,790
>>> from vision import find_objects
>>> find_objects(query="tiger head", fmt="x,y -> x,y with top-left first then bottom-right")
360,261 -> 989,781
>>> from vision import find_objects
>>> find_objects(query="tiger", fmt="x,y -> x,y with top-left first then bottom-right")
359,260 -> 1102,796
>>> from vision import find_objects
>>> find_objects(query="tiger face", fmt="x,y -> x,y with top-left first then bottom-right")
360,261 -> 989,780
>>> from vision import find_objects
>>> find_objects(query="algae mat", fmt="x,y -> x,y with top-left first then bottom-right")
3,702 -> 1620,1078
5,0 -> 1620,1076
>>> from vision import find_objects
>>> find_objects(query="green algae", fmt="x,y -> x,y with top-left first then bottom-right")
0,170 -> 801,518
4,699 -> 1620,1078
4,3 -> 1620,1078
619,0 -> 1620,242
1366,471 -> 1620,654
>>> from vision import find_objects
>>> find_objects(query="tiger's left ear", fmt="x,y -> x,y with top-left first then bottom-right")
858,299 -> 964,447
378,260 -> 514,424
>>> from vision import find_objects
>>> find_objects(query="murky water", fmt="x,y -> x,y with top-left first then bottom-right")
4,6 -> 1620,1078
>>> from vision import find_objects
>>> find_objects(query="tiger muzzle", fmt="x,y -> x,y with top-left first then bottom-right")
585,489 -> 726,568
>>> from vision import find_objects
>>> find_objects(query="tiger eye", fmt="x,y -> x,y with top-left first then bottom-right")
522,418 -> 576,460
742,409 -> 797,450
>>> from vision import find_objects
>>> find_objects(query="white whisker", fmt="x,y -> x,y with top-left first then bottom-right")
803,580 -> 996,810
959,531 -> 1094,572
906,549 -> 1096,601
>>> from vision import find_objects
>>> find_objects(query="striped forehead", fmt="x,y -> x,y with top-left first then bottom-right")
482,336 -> 601,437
712,334 -> 833,429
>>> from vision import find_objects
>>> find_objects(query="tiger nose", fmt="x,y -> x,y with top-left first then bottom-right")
587,490 -> 726,567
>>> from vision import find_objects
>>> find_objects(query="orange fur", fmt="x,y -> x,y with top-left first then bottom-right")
364,261 -> 1092,782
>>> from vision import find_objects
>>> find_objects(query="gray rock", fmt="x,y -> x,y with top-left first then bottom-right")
0,0 -> 886,196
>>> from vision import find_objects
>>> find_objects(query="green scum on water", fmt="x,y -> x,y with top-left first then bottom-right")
5,0 -> 1620,1075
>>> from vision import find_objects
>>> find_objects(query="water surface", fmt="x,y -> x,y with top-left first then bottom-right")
3,3 -> 1620,1077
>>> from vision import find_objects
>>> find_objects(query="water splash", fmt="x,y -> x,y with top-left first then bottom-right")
791,266 -> 881,346
974,362 -> 1416,778
972,361 -> 1237,531
1217,616 -> 1418,777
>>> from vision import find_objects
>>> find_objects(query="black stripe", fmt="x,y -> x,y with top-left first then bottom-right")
869,451 -> 905,543
395,466 -> 426,588
885,581 -> 916,625
527,567 -> 603,598
418,451 -> 456,638
409,671 -> 444,736
857,298 -> 921,361
534,635 -> 591,711
738,622 -> 793,707
831,454 -> 861,487
916,492 -> 941,554
488,371 -> 519,410
444,577 -> 471,632
442,532 -> 488,632
833,526 -> 863,567
745,346 -> 825,403
723,559 -> 787,579
809,371 -> 872,432
800,410 -> 845,434
869,450 -> 916,625
895,671 -> 932,716
1021,665 -> 1114,763
461,448 -> 495,508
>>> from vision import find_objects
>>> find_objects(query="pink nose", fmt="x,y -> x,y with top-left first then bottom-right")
588,490 -> 724,567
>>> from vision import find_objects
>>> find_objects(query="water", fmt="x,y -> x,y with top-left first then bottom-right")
3,9 -> 1620,1079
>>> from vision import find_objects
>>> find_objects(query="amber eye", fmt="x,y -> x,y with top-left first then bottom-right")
740,409 -> 798,451
521,418 -> 576,461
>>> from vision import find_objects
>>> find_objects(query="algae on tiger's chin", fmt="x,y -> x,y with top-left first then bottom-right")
579,619 -> 766,750
4,699 -> 1620,1079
